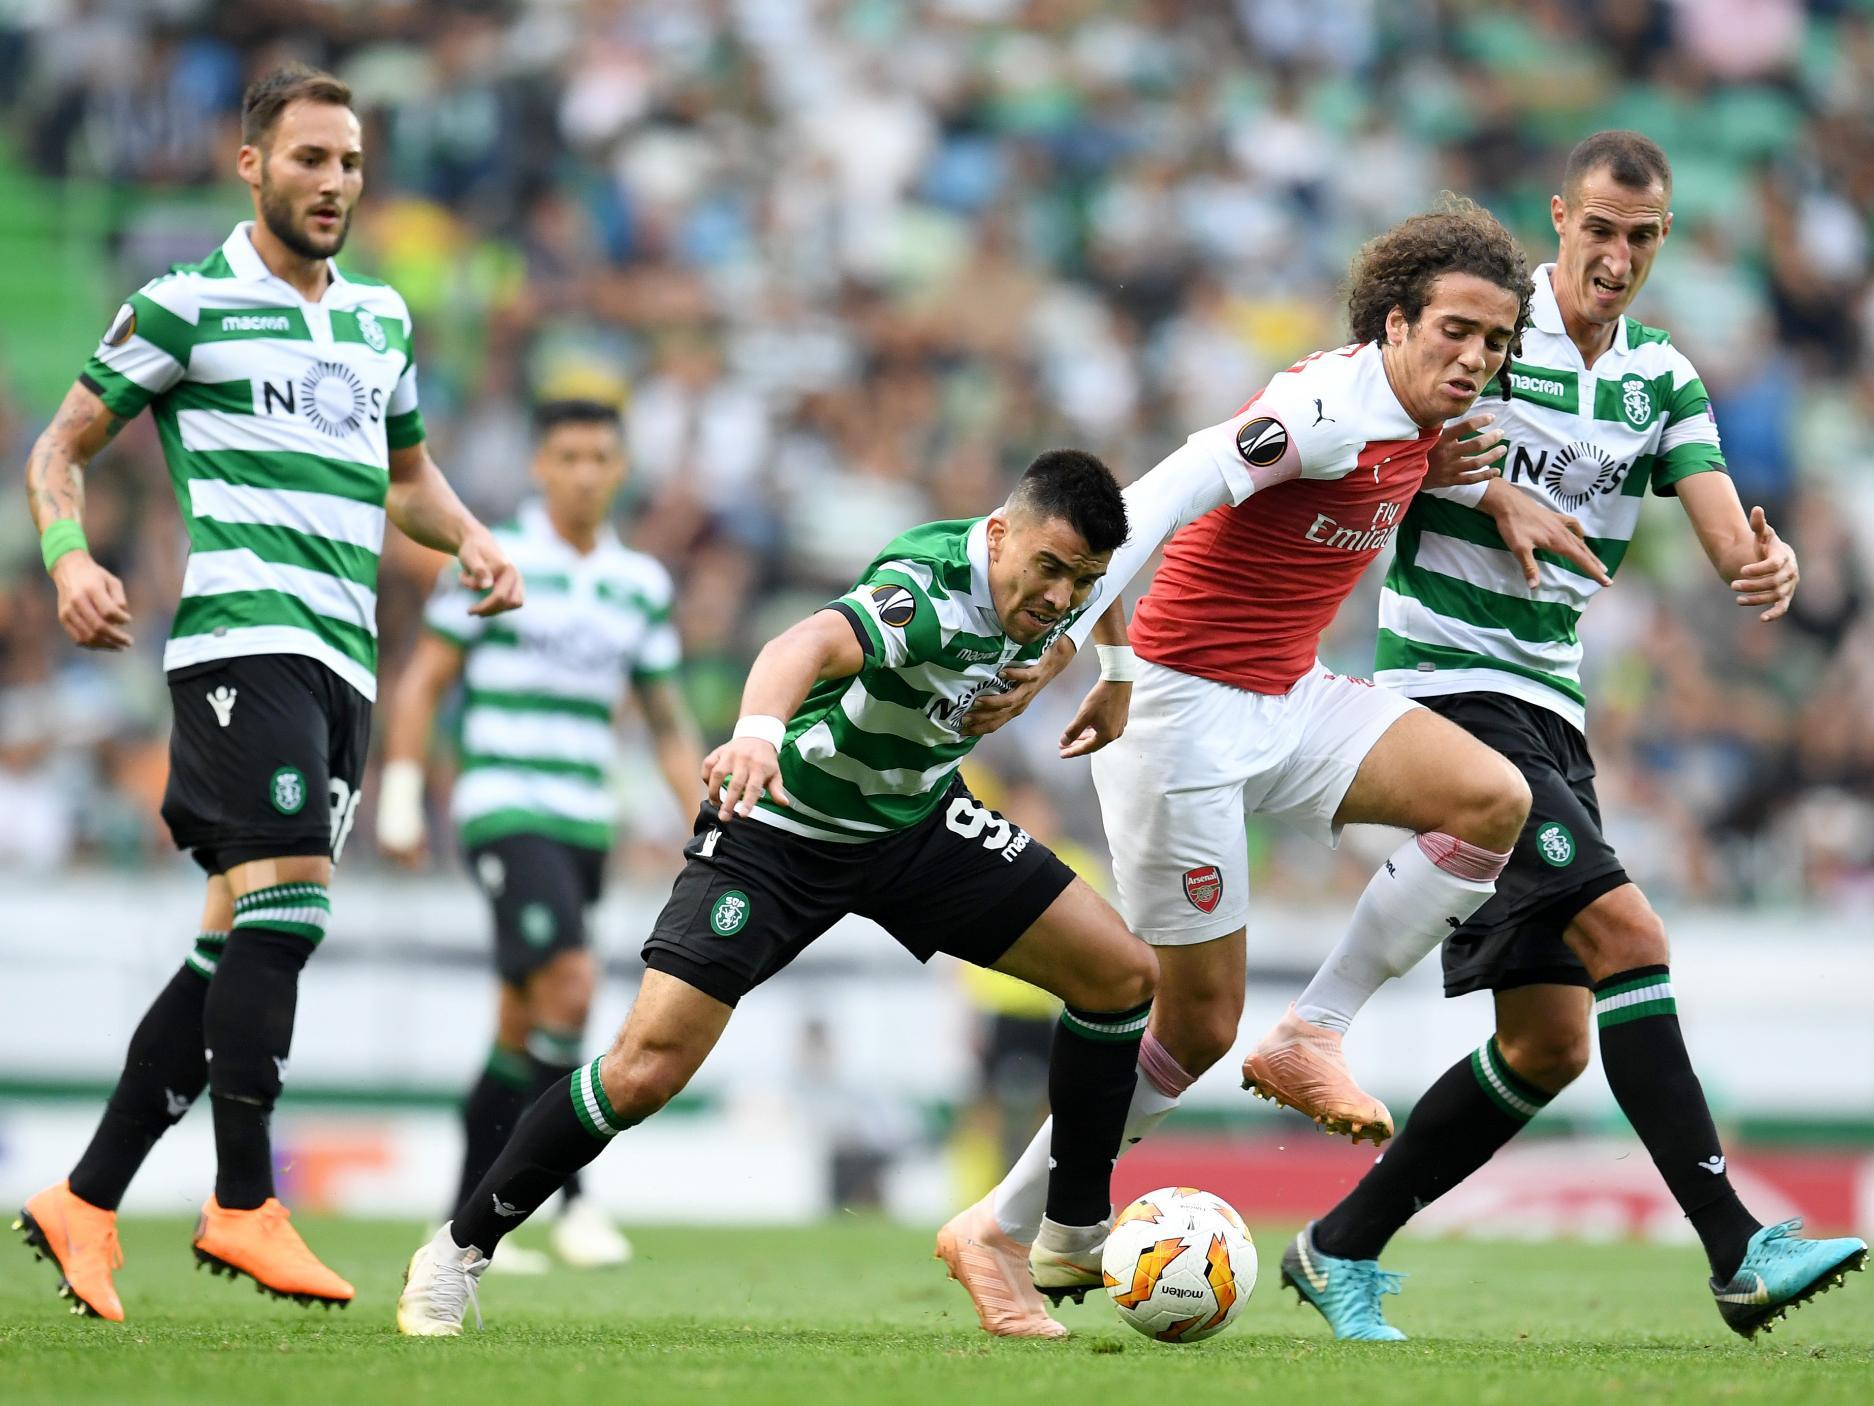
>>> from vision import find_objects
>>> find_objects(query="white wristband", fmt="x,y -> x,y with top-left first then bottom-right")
376,759 -> 426,849
1095,644 -> 1140,682
731,714 -> 787,749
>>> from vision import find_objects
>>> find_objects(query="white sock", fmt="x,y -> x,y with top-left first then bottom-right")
1294,832 -> 1508,1033
991,1032 -> 1192,1243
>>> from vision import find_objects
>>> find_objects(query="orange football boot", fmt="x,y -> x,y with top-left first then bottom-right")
1241,1004 -> 1395,1145
934,1195 -> 1067,1338
192,1197 -> 354,1307
15,1181 -> 126,1321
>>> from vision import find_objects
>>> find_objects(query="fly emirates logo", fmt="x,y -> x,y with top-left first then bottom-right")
1303,499 -> 1402,553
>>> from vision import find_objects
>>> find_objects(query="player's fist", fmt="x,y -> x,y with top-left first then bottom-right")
50,551 -> 133,650
1731,505 -> 1798,621
458,529 -> 525,617
704,738 -> 789,821
1424,413 -> 1507,489
962,635 -> 1072,737
1060,679 -> 1131,758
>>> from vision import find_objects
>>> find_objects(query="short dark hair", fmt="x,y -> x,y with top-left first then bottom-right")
1345,195 -> 1535,356
241,63 -> 352,147
1563,130 -> 1672,203
1009,449 -> 1128,555
533,398 -> 623,437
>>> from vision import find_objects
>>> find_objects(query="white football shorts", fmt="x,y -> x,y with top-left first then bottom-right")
1091,658 -> 1419,946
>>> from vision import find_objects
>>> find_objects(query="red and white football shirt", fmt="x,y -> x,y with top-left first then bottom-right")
1127,342 -> 1437,694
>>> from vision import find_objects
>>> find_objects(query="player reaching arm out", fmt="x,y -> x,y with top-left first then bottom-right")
386,441 -> 525,616
1674,475 -> 1798,620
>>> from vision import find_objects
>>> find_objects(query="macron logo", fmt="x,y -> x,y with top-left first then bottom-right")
1699,1155 -> 1726,1176
491,1195 -> 522,1218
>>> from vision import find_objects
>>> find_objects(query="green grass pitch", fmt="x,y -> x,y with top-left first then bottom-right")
3,1217 -> 1868,1406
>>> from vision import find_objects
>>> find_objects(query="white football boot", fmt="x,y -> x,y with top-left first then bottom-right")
1029,1215 -> 1111,1305
395,1223 -> 489,1336
550,1197 -> 633,1269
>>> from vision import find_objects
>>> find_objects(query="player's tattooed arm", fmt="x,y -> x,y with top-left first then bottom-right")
27,381 -> 134,650
25,381 -> 127,531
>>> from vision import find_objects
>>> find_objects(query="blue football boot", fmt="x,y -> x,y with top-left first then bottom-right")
1280,1223 -> 1406,1341
1711,1218 -> 1867,1338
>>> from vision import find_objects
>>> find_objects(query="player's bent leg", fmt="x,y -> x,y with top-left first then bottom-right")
401,970 -> 733,1335
1566,884 -> 1869,1326
1311,986 -> 1584,1263
193,855 -> 353,1307
949,937 -> 1224,1337
1294,985 -> 1587,1340
528,951 -> 632,1268
985,881 -> 1155,1305
1248,709 -> 1525,1142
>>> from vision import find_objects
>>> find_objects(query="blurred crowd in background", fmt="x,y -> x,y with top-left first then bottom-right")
1,0 -> 1872,910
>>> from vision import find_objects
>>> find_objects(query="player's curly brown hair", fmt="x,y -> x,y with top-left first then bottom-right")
1345,196 -> 1535,358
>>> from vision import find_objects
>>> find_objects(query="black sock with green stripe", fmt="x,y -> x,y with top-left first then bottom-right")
451,1058 -> 631,1255
1314,1036 -> 1553,1261
206,886 -> 326,1209
1044,1001 -> 1151,1226
1594,965 -> 1760,1279
454,1043 -> 533,1211
69,946 -> 221,1211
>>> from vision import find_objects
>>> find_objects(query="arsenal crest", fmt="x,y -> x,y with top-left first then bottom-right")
1182,864 -> 1222,914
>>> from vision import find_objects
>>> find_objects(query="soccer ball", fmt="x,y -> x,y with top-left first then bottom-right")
1100,1186 -> 1257,1343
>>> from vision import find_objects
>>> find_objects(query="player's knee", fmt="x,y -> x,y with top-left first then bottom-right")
1104,939 -> 1159,1011
1154,996 -> 1240,1076
1445,756 -> 1530,850
1569,895 -> 1669,976
1496,1027 -> 1589,1094
598,1046 -> 691,1120
529,951 -> 596,1031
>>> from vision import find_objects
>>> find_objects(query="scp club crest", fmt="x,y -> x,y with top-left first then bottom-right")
1182,864 -> 1222,914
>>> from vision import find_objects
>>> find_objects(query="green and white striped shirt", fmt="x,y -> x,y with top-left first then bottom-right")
1377,265 -> 1727,730
426,501 -> 681,851
754,517 -> 1081,843
81,222 -> 423,701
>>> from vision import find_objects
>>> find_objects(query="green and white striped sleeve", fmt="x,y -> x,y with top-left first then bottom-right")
830,560 -> 940,669
631,562 -> 682,683
1652,349 -> 1726,495
384,336 -> 425,450
79,280 -> 193,418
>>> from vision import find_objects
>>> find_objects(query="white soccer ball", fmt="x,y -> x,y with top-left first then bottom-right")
1100,1186 -> 1257,1343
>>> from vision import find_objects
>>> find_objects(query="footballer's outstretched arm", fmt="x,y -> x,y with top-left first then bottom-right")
387,441 -> 524,617
1674,471 -> 1798,621
704,609 -> 866,820
26,381 -> 133,649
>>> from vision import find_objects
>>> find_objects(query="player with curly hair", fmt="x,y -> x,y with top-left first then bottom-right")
938,199 -> 1594,1337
